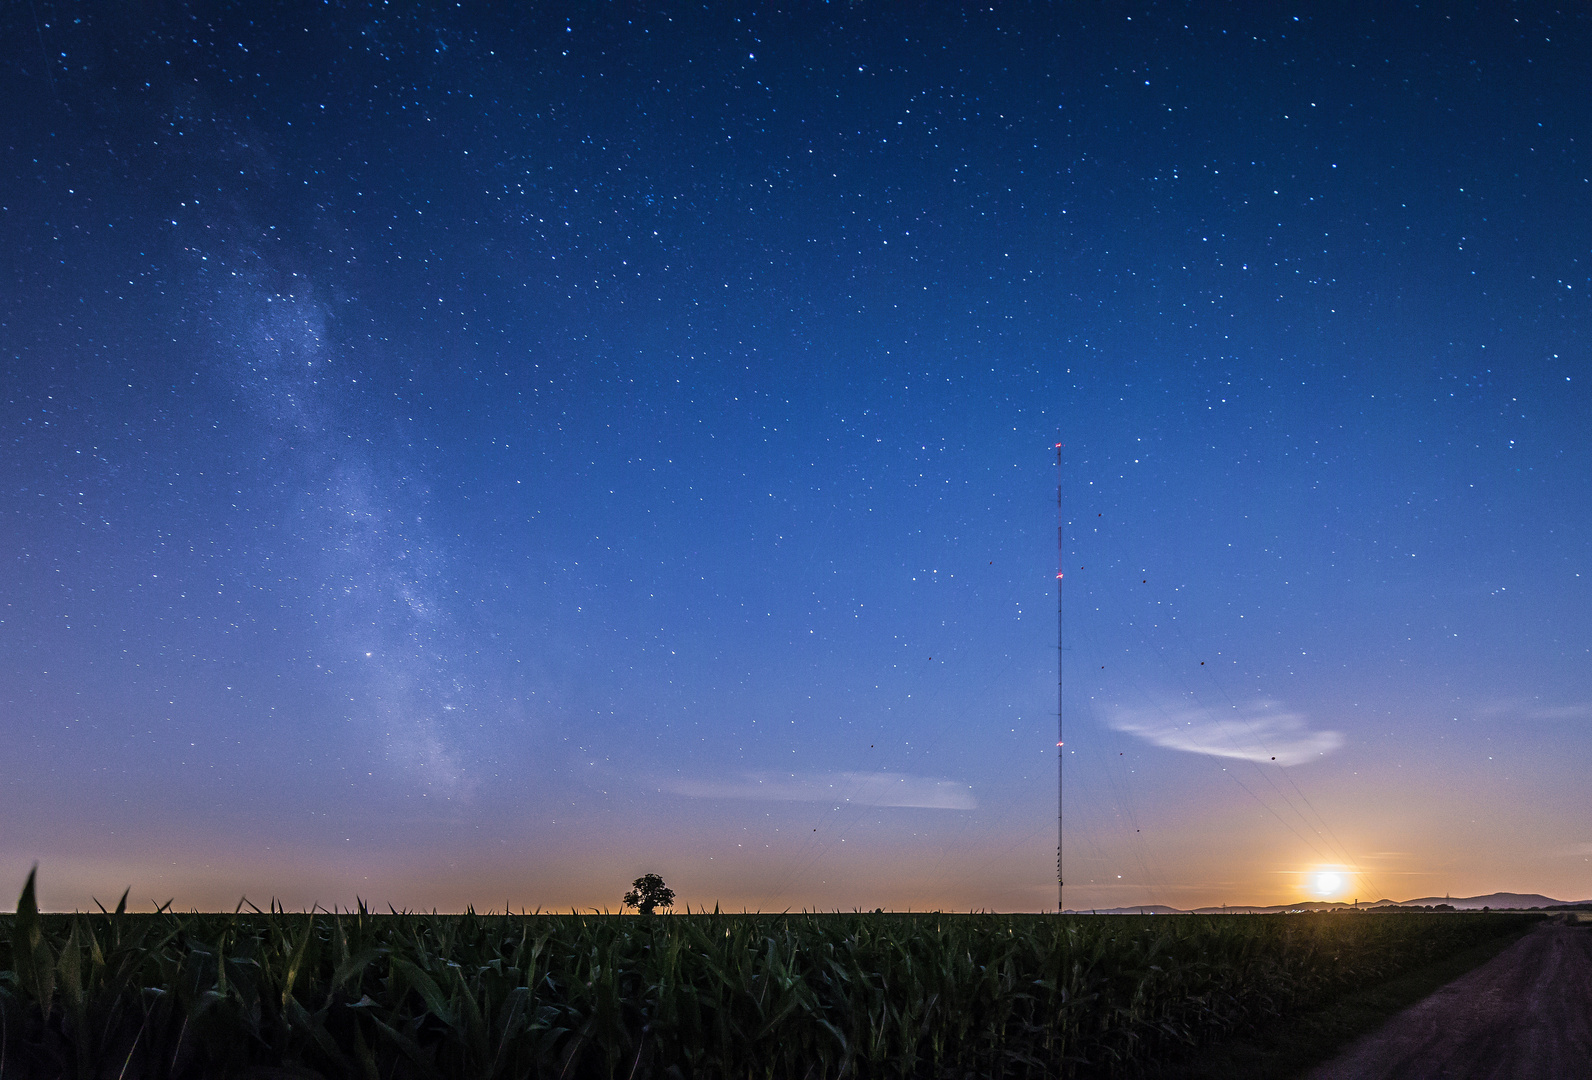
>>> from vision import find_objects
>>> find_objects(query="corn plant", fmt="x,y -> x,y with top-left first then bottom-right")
0,870 -> 1537,1079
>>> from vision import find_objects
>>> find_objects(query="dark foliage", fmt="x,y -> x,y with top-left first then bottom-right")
1,871 -> 1538,1079
621,875 -> 675,917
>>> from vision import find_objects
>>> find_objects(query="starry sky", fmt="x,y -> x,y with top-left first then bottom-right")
4,3 -> 1590,914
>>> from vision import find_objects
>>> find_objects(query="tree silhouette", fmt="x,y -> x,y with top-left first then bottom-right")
622,873 -> 675,915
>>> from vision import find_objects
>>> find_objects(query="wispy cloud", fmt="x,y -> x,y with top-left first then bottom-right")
665,771 -> 977,809
1476,699 -> 1592,722
1109,700 -> 1343,766
1529,704 -> 1592,721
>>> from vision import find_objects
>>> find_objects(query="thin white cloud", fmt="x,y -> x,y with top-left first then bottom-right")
1477,699 -> 1592,722
665,771 -> 976,809
1109,700 -> 1342,766
1526,704 -> 1592,721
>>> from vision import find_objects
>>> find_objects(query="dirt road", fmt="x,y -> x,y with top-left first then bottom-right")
1304,920 -> 1592,1080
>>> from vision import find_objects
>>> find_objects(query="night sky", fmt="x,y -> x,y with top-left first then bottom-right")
4,4 -> 1590,914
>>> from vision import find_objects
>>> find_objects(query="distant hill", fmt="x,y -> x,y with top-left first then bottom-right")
1366,893 -> 1573,911
1064,892 -> 1589,915
1189,902 -> 1350,914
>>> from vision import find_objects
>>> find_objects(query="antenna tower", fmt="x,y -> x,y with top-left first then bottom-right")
1055,442 -> 1065,912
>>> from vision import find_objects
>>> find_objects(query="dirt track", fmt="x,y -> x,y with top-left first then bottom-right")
1304,920 -> 1592,1080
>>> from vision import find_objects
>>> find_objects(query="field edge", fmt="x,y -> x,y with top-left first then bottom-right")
1157,915 -> 1546,1080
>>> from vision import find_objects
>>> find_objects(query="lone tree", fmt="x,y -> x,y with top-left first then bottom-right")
622,873 -> 675,915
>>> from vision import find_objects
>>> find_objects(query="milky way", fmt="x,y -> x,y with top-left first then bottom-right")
3,4 -> 1590,912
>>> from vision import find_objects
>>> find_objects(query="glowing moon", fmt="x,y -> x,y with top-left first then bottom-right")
1312,872 -> 1343,895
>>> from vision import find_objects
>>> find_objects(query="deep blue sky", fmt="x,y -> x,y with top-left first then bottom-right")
3,3 -> 1589,912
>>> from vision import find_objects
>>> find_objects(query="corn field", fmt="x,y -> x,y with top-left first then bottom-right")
1,872 -> 1534,1079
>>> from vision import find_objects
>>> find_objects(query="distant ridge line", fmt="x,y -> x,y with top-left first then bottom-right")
1066,892 -> 1589,915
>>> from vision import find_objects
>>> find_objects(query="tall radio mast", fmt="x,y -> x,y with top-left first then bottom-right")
1056,442 -> 1065,913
